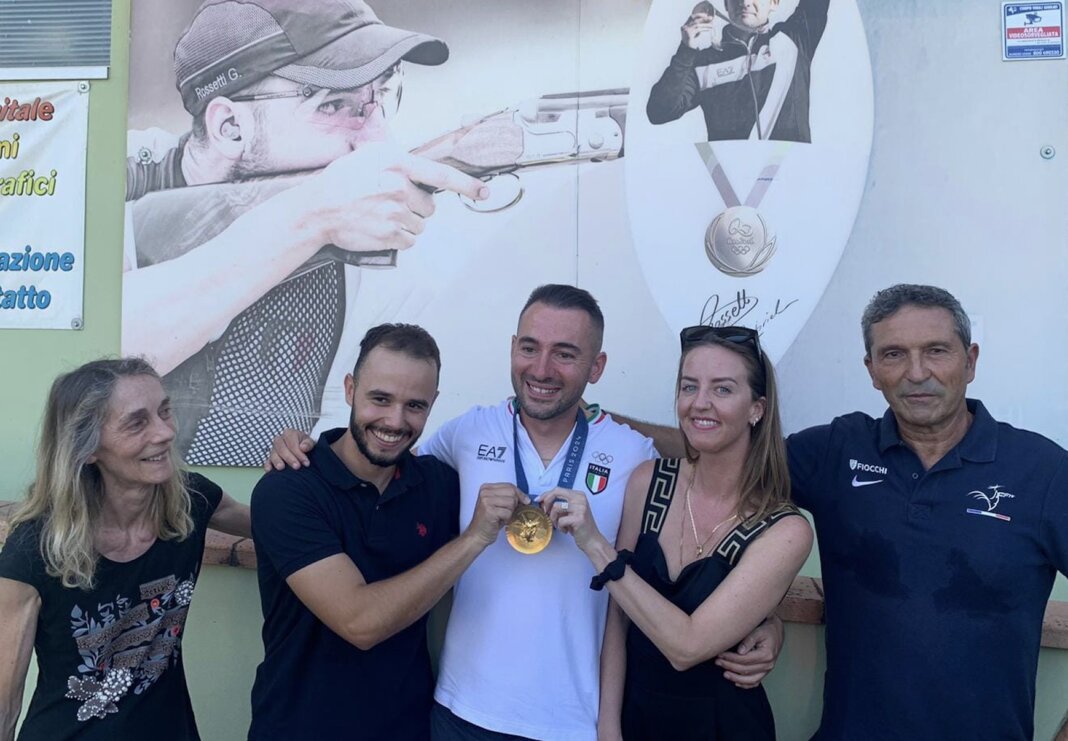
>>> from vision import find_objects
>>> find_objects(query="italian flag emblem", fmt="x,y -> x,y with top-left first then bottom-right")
586,463 -> 610,495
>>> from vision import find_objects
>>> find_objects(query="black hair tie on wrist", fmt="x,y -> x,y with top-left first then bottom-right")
590,550 -> 633,591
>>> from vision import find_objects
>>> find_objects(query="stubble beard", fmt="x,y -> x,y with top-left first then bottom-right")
349,409 -> 414,468
515,379 -> 584,422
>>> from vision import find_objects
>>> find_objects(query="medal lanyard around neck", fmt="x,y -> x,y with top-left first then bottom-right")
512,408 -> 589,497
744,35 -> 764,140
695,140 -> 791,209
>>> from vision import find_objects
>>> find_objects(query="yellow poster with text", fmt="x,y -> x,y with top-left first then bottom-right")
0,81 -> 89,330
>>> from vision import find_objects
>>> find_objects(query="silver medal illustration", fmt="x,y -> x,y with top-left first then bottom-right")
705,205 -> 776,276
696,142 -> 790,277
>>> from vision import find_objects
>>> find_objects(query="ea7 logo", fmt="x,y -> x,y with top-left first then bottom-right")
477,444 -> 507,463
586,464 -> 610,495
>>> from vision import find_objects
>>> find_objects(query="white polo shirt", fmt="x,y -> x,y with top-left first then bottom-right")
421,399 -> 657,741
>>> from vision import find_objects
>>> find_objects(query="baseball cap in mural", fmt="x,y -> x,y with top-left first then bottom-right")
174,0 -> 448,115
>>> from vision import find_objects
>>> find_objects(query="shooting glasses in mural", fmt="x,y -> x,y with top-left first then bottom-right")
229,62 -> 403,130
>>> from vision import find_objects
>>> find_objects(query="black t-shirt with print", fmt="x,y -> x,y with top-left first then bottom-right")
0,473 -> 221,741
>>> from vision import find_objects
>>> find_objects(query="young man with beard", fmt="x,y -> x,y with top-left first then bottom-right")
418,285 -> 660,740
248,324 -> 518,740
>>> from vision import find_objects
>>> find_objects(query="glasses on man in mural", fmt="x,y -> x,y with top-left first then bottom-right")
122,0 -> 630,467
228,63 -> 403,130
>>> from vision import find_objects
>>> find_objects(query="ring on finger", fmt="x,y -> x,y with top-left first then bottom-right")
557,499 -> 569,511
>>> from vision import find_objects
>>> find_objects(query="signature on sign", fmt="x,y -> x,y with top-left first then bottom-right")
698,290 -> 798,333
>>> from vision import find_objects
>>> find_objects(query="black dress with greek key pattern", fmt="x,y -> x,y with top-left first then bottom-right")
622,458 -> 800,741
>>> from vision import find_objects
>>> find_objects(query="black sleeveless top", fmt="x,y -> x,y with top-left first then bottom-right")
622,458 -> 801,741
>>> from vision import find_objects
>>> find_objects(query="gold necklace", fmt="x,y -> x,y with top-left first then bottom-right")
682,464 -> 738,558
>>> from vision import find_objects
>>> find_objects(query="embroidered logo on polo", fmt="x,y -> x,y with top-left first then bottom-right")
476,444 -> 507,462
849,458 -> 886,486
586,463 -> 610,495
965,484 -> 1014,522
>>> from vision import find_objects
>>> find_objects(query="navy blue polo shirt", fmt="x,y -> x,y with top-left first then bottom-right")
788,399 -> 1068,741
248,428 -> 460,741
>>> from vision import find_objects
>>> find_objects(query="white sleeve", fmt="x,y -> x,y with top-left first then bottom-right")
641,434 -> 659,461
418,414 -> 463,468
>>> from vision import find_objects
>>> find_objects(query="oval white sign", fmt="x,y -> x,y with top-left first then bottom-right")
625,0 -> 874,361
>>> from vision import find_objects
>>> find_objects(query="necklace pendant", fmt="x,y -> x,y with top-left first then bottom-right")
696,546 -> 703,557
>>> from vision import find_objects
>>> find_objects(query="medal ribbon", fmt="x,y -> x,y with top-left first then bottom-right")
512,407 -> 589,498
694,141 -> 791,209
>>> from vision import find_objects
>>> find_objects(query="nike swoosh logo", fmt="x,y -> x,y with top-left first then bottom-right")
851,475 -> 884,487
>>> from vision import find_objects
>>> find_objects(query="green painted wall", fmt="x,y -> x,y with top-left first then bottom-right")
4,2 -> 1067,740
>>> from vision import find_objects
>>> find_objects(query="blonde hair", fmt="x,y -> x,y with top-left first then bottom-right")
676,338 -> 792,526
11,358 -> 193,590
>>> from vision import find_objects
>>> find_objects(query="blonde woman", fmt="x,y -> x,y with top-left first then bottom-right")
0,358 -> 249,741
548,326 -> 812,740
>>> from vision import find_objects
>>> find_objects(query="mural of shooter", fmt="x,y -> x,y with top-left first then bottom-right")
122,0 -> 626,466
646,0 -> 829,142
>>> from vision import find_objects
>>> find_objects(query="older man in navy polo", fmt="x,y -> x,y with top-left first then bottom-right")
788,284 -> 1068,740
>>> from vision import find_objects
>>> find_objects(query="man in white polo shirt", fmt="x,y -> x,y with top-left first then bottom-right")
420,284 -> 656,740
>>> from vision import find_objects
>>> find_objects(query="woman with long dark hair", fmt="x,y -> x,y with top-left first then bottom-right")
548,326 -> 812,740
0,358 -> 250,740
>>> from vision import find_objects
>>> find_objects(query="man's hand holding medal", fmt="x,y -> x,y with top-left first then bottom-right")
539,487 -> 605,557
466,483 -> 527,548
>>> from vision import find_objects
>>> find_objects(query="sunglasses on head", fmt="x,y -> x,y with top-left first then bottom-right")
679,325 -> 762,359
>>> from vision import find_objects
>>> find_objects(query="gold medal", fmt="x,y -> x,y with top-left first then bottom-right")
506,504 -> 553,554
